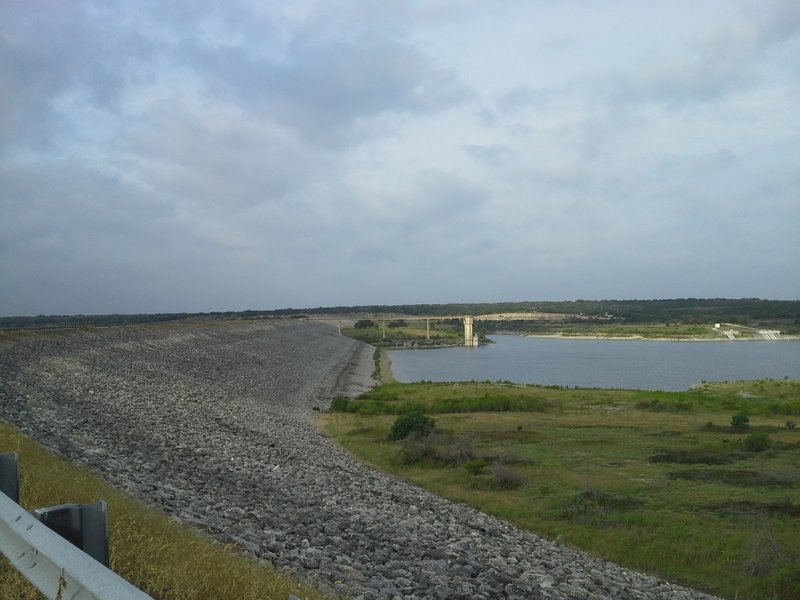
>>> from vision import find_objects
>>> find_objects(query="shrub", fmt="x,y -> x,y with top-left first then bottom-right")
743,432 -> 772,453
354,319 -> 375,329
636,400 -> 692,412
389,411 -> 436,441
464,458 -> 489,476
397,436 -> 439,465
398,433 -> 473,466
471,463 -> 525,491
787,420 -> 797,431
731,412 -> 750,430
489,463 -> 525,490
433,436 -> 473,465
328,396 -> 350,412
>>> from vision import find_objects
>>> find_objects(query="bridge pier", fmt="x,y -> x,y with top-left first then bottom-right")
464,317 -> 478,347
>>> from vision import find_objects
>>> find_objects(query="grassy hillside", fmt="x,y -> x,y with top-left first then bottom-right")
323,379 -> 800,600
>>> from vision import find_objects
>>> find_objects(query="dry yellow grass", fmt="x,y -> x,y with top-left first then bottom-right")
0,423 -> 325,600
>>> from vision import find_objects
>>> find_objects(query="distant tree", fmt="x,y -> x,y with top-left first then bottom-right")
388,320 -> 408,328
354,319 -> 375,329
731,412 -> 750,430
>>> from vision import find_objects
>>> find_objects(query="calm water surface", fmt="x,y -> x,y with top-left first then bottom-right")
388,335 -> 800,391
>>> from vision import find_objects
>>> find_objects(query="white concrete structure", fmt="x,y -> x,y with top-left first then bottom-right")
463,317 -> 478,347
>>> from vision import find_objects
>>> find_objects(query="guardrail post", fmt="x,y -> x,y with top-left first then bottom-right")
0,452 -> 19,504
34,501 -> 109,567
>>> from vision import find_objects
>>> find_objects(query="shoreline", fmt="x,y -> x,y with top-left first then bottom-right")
519,333 -> 800,342
377,346 -> 396,384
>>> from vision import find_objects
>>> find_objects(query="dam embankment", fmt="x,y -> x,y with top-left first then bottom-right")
0,321 -> 719,599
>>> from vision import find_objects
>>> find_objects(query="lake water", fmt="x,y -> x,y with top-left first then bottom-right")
388,335 -> 800,391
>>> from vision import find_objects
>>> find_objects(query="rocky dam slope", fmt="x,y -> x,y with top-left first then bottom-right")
0,321 -> 720,599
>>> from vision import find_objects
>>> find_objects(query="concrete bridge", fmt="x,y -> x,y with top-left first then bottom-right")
312,312 -> 570,347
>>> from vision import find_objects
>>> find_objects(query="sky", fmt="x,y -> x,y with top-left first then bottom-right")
1,0 -> 799,316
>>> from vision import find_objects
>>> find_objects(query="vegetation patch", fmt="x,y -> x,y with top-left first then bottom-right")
397,432 -> 472,466
636,400 -> 693,412
322,379 -> 800,600
332,389 -> 553,415
710,500 -> 800,518
766,403 -> 800,416
668,469 -> 796,487
389,411 -> 436,440
560,490 -> 644,522
469,462 -> 525,491
428,394 -> 551,413
466,429 -> 540,444
731,412 -> 751,430
649,449 -> 736,465
743,432 -> 772,453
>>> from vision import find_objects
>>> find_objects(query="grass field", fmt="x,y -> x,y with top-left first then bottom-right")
496,322 -> 728,338
322,379 -> 800,600
342,321 -> 463,346
0,423 -> 323,600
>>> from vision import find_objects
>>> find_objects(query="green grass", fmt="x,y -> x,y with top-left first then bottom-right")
343,320 -> 465,346
0,423 -> 325,600
332,379 -> 800,418
502,322 -> 741,339
322,379 -> 800,600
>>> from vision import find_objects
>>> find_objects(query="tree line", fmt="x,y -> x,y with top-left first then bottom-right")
3,298 -> 798,330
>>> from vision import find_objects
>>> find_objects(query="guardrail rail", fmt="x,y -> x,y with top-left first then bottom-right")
0,452 -> 153,600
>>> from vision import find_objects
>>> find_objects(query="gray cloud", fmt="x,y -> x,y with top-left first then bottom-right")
598,1 -> 799,109
463,144 -> 512,166
1,1 -> 798,315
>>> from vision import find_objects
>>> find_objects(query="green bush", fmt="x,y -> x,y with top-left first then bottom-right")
329,396 -> 350,412
464,458 -> 489,476
636,400 -> 692,412
743,432 -> 772,453
389,411 -> 436,441
731,412 -> 750,430
342,392 -> 551,416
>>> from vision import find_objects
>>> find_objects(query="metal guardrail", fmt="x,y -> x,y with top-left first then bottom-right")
0,453 -> 153,600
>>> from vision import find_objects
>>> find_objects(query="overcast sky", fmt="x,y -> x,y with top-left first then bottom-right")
1,1 -> 798,316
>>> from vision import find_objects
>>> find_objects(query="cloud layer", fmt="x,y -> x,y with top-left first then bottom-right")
2,0 -> 798,315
